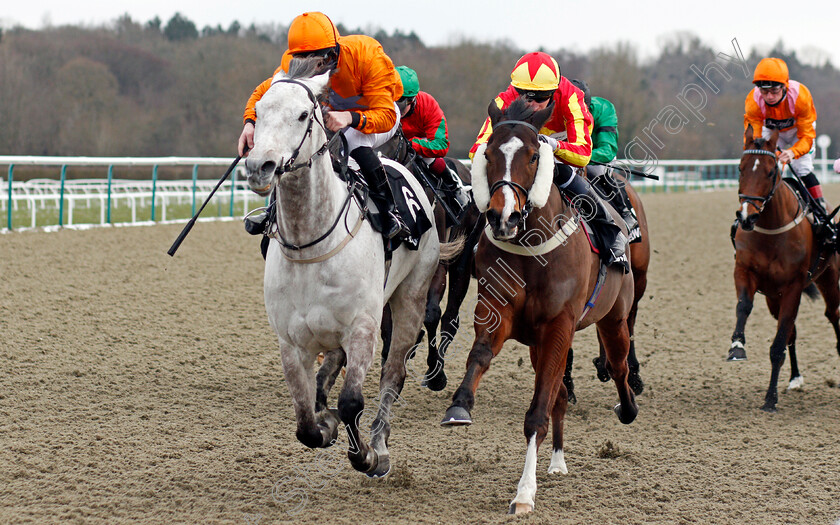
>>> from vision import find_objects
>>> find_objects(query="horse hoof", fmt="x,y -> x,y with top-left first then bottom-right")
760,404 -> 778,414
787,376 -> 804,390
593,357 -> 610,382
349,448 -> 379,474
628,374 -> 645,395
421,370 -> 447,391
440,406 -> 472,426
508,502 -> 533,515
727,346 -> 747,361
614,403 -> 637,424
317,409 -> 341,447
567,390 -> 577,405
366,455 -> 391,479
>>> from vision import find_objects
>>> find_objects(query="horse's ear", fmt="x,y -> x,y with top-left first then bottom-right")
744,125 -> 754,149
533,100 -> 555,129
488,101 -> 503,128
768,129 -> 779,151
470,144 -> 491,212
311,71 -> 332,93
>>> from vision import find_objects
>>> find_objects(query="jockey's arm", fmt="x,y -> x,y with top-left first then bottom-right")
552,94 -> 592,168
789,99 -> 817,159
409,95 -> 450,158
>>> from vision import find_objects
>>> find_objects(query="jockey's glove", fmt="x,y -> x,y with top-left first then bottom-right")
538,134 -> 560,152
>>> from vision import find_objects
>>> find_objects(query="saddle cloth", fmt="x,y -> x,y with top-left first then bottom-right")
359,163 -> 432,251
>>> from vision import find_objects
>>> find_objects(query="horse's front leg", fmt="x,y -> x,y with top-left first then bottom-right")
814,263 -> 840,361
367,281 -> 431,478
510,315 -> 574,515
626,285 -> 645,395
728,266 -> 757,361
562,347 -> 576,405
338,316 -> 380,474
420,263 -> 447,390
442,300 -> 513,426
786,325 -> 802,390
279,343 -> 339,449
762,291 -> 801,412
315,348 -> 346,413
426,248 -> 474,392
598,318 -> 638,424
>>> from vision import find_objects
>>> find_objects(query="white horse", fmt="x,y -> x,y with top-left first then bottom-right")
244,59 -> 454,477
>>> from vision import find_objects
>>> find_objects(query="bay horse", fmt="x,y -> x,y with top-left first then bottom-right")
440,98 -> 638,514
377,128 -> 484,391
565,168 -> 650,403
244,59 -> 459,477
729,126 -> 840,412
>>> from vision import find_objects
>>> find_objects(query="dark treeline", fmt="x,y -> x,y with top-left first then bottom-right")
2,14 -> 839,160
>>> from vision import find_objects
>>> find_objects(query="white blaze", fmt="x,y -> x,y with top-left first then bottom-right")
499,136 -> 524,224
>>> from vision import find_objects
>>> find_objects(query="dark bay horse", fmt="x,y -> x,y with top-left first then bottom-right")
440,98 -> 638,514
377,128 -> 484,391
565,169 -> 650,403
730,126 -> 840,412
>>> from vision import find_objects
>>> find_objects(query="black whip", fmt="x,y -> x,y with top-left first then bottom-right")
167,155 -> 242,257
590,160 -> 660,180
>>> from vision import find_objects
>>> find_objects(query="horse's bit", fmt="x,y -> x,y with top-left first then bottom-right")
487,119 -> 543,222
738,148 -> 780,214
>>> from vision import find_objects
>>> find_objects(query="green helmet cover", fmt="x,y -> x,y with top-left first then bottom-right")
396,65 -> 420,98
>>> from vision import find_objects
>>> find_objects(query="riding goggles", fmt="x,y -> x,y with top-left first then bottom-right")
515,88 -> 555,103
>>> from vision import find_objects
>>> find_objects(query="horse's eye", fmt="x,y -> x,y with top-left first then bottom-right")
531,153 -> 539,164
298,111 -> 308,122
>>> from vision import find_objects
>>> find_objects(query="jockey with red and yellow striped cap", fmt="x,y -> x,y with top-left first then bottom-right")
470,52 -> 628,272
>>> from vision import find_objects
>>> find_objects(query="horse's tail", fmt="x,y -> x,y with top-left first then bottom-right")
803,283 -> 820,301
439,233 -> 466,263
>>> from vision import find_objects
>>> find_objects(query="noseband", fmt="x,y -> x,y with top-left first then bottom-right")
487,119 -> 542,221
739,148 -> 780,214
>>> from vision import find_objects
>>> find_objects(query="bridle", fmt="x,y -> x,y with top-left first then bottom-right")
487,119 -> 542,222
266,78 -> 362,259
738,148 -> 781,214
270,78 -> 340,174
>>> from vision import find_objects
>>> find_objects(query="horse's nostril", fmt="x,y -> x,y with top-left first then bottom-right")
261,161 -> 276,175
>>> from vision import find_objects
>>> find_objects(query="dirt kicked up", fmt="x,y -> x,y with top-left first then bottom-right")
2,187 -> 840,524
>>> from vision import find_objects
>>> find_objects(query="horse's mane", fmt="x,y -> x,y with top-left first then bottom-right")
284,57 -> 335,103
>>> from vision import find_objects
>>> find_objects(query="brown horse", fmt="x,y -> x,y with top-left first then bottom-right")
729,126 -> 840,412
377,128 -> 484,391
565,169 -> 651,402
441,98 -> 638,514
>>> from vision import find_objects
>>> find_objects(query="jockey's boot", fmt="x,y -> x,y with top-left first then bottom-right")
608,184 -> 639,234
557,170 -> 629,273
443,166 -> 471,211
244,199 -> 275,235
352,147 -> 410,240
804,177 -> 837,248
429,158 -> 470,213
